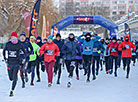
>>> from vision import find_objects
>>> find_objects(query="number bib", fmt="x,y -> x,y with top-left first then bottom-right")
46,50 -> 53,55
93,48 -> 97,52
125,45 -> 130,49
85,46 -> 91,51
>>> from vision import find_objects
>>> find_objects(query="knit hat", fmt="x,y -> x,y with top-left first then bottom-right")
36,36 -> 42,41
112,37 -> 117,40
69,33 -> 74,37
30,36 -> 36,40
47,35 -> 53,40
11,32 -> 18,38
56,33 -> 61,38
20,32 -> 26,37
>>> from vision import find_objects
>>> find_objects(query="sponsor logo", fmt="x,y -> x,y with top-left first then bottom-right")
77,17 -> 90,22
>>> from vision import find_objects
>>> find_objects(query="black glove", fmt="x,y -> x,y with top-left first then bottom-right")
106,52 -> 108,55
132,50 -> 135,53
44,50 -> 48,53
122,47 -> 126,50
77,53 -> 81,56
67,51 -> 72,54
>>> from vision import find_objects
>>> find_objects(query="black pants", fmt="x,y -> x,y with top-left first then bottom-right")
122,58 -> 131,75
27,61 -> 36,82
132,55 -> 136,64
65,60 -> 76,78
92,56 -> 100,76
75,59 -> 82,77
104,56 -> 110,71
54,58 -> 62,81
7,64 -> 19,90
36,57 -> 45,80
110,55 -> 118,72
20,61 -> 28,84
83,55 -> 92,80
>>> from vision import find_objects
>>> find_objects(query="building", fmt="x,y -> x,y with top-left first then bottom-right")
59,0 -> 138,21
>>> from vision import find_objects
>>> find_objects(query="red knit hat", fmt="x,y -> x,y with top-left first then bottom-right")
11,32 -> 18,38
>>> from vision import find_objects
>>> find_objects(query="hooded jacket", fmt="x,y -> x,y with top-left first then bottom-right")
92,41 -> 105,56
118,35 -> 135,58
77,35 -> 101,55
39,42 -> 59,62
106,41 -> 119,57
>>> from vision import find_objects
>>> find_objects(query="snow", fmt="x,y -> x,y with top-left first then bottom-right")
0,49 -> 138,102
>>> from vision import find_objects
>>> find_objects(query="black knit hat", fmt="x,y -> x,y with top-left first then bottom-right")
56,33 -> 61,38
112,37 -> 117,40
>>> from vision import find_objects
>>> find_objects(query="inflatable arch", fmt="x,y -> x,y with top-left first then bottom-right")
51,16 -> 118,37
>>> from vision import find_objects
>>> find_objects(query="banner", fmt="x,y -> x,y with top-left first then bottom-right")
22,10 -> 32,37
46,20 -> 50,38
124,23 -> 131,41
41,16 -> 46,40
29,0 -> 41,38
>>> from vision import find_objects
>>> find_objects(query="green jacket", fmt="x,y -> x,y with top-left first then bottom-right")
29,42 -> 40,61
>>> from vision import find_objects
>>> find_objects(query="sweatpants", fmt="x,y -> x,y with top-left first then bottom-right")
36,57 -> 45,80
92,56 -> 100,76
65,60 -> 76,78
122,58 -> 131,75
110,55 -> 118,73
83,55 -> 92,80
20,61 -> 28,84
44,61 -> 55,83
104,56 -> 110,71
27,61 -> 36,83
54,58 -> 62,81
75,59 -> 82,77
7,64 -> 19,90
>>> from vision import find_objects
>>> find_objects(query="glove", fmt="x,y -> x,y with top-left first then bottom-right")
122,47 -> 126,50
77,53 -> 81,56
44,50 -> 48,53
132,50 -> 135,53
5,59 -> 8,64
106,52 -> 108,55
98,50 -> 101,54
67,51 -> 72,54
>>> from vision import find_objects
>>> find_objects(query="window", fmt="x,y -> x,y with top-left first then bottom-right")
112,1 -> 117,4
80,1 -> 88,5
129,1 -> 133,4
120,11 -> 126,14
118,6 -> 126,9
112,11 -> 117,15
119,0 -> 126,4
113,6 -> 117,10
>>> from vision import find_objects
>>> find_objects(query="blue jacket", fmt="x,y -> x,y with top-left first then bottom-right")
104,43 -> 110,56
53,39 -> 64,59
62,40 -> 81,60
77,35 -> 101,55
93,41 -> 105,56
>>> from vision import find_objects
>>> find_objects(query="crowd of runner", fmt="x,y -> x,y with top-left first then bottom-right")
2,32 -> 138,97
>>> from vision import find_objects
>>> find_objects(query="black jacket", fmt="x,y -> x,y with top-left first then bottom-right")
3,41 -> 26,65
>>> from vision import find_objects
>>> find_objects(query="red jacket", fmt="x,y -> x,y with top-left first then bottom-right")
106,42 -> 119,56
39,42 -> 59,62
118,35 -> 135,58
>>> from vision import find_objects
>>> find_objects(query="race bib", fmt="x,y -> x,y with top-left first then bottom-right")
9,51 -> 17,57
93,48 -> 97,52
125,45 -> 130,49
46,50 -> 53,55
112,48 -> 116,52
85,46 -> 91,51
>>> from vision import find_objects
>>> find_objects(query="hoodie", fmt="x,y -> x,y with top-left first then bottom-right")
118,35 -> 135,58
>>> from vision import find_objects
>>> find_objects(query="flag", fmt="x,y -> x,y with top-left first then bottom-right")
124,23 -> 131,41
41,16 -> 46,40
29,0 -> 41,38
22,10 -> 32,37
46,20 -> 50,38
128,8 -> 131,19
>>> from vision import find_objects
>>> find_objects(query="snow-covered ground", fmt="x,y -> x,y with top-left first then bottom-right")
0,49 -> 138,102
